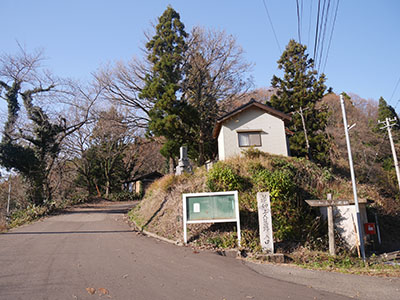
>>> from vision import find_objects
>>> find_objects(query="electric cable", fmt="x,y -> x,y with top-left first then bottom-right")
296,0 -> 302,43
317,0 -> 331,71
307,0 -> 313,47
313,0 -> 321,64
262,0 -> 282,53
390,76 -> 400,107
322,0 -> 340,73
315,0 -> 327,70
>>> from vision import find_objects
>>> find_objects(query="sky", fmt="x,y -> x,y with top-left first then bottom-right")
1,0 -> 400,110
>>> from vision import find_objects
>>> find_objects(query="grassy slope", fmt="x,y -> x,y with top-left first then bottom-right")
130,152 -> 396,252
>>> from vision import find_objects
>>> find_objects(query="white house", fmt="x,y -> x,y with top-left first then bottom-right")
212,99 -> 291,160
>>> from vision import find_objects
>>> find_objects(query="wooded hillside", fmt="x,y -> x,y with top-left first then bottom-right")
1,6 -> 399,239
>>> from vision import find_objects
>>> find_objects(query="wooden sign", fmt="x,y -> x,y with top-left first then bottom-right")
305,199 -> 350,207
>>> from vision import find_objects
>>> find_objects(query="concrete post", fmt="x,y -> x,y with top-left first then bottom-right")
340,94 -> 366,261
327,194 -> 336,256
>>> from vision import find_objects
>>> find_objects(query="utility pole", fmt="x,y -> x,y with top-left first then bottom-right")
340,94 -> 366,261
292,106 -> 311,157
379,117 -> 400,191
6,176 -> 11,215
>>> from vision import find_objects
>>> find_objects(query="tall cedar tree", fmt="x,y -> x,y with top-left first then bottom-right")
377,97 -> 400,128
270,40 -> 330,165
140,6 -> 197,171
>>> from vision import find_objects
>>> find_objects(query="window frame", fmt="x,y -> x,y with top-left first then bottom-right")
237,131 -> 262,147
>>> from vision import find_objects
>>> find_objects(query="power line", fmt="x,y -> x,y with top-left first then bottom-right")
315,0 -> 327,70
317,0 -> 331,71
296,0 -> 302,43
322,0 -> 340,73
262,0 -> 282,53
313,0 -> 321,63
307,0 -> 313,47
389,75 -> 400,104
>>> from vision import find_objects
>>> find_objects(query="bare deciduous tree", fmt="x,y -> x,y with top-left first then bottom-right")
96,26 -> 253,165
183,27 -> 253,164
0,47 -> 98,205
95,58 -> 152,129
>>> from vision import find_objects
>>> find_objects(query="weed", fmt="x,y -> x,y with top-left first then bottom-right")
206,162 -> 249,192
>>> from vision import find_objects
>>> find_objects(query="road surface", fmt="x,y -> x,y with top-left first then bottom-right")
0,201 -> 356,299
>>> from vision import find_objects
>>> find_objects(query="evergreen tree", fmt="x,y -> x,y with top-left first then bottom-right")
270,40 -> 330,165
140,6 -> 197,171
377,96 -> 400,128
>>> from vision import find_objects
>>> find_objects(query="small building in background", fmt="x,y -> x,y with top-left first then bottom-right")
213,99 -> 291,160
126,171 -> 163,195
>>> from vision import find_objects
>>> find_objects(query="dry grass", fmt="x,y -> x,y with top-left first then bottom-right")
290,247 -> 400,277
130,153 -> 399,250
129,168 -> 210,241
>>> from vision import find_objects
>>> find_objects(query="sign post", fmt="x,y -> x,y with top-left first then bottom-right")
183,191 -> 241,246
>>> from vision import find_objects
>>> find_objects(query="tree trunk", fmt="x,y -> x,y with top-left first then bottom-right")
105,180 -> 110,198
198,141 -> 205,166
169,157 -> 176,174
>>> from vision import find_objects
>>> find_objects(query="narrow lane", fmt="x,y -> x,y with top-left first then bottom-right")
0,202 -> 350,300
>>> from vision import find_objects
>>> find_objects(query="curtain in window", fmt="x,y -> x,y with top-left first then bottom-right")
238,132 -> 261,147
238,132 -> 250,146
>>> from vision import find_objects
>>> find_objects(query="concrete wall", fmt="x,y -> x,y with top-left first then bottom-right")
320,204 -> 368,249
217,107 -> 288,160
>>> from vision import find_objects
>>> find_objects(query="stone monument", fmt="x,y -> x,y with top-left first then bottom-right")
175,146 -> 192,175
257,192 -> 274,253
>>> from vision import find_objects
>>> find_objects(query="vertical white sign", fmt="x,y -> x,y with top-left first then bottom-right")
257,192 -> 274,253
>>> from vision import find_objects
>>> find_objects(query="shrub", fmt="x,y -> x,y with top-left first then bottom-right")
206,162 -> 249,192
242,147 -> 267,159
251,167 -> 300,241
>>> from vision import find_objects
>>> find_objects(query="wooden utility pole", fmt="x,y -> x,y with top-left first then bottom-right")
379,117 -> 400,191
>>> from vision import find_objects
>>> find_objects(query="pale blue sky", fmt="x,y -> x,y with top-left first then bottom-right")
2,0 -> 400,109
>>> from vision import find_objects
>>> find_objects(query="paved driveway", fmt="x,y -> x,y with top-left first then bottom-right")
0,201 -> 355,299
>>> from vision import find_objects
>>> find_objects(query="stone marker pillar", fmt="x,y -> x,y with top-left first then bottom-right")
257,192 -> 274,253
175,146 -> 192,175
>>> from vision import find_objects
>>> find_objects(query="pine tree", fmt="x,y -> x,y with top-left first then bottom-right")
270,40 -> 330,165
140,6 -> 197,171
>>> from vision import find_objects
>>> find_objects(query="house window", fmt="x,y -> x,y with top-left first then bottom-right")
238,131 -> 261,147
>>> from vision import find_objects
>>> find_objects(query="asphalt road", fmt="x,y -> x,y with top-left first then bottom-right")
0,201 -> 360,299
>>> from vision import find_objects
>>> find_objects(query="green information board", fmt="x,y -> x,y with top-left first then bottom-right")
187,195 -> 235,221
182,191 -> 241,246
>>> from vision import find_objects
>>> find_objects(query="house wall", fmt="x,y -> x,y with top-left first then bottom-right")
218,107 -> 288,160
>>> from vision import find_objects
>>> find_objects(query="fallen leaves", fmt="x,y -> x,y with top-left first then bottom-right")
86,287 -> 110,296
98,288 -> 109,295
